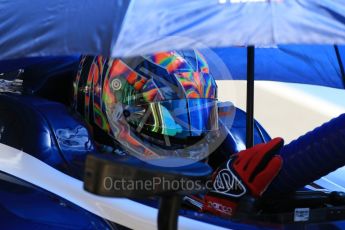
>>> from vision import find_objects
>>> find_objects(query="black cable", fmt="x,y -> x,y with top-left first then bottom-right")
246,46 -> 255,149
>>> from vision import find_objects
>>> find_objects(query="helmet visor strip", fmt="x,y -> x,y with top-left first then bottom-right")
124,98 -> 218,138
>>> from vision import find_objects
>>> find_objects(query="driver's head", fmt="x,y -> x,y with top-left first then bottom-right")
74,50 -> 218,157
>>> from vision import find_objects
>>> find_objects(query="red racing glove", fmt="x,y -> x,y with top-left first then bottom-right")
202,137 -> 284,216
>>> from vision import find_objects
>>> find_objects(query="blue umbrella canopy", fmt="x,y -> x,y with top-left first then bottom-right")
0,0 -> 345,59
1,0 -> 345,88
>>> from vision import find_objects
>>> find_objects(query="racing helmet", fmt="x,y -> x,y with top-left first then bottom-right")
74,50 -> 220,161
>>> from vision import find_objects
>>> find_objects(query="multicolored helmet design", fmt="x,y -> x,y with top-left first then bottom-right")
74,50 -> 219,161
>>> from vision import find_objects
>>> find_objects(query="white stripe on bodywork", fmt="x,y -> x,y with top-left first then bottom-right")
0,143 -> 227,230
